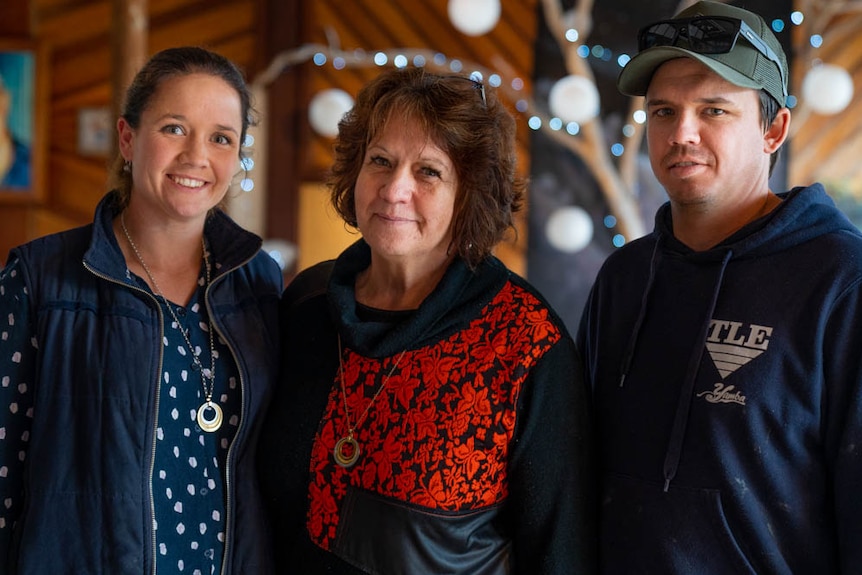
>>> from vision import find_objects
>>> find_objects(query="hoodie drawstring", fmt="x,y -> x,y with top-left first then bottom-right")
619,237 -> 663,387
662,249 -> 733,492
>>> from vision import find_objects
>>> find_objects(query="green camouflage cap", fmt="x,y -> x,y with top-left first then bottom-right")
618,0 -> 788,106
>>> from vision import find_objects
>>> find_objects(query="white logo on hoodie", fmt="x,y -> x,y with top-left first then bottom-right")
697,383 -> 747,405
704,319 -> 773,379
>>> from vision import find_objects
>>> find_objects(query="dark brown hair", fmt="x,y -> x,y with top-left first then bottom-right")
328,67 -> 525,268
107,46 -> 255,209
759,89 -> 782,175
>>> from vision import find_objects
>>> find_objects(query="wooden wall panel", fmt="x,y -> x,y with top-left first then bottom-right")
0,0 -> 30,35
0,206 -> 30,264
49,153 -> 109,216
34,3 -> 111,48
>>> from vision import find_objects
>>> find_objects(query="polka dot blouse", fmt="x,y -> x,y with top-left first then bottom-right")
0,257 -> 241,574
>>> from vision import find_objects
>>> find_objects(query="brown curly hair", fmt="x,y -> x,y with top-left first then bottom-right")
328,67 -> 525,269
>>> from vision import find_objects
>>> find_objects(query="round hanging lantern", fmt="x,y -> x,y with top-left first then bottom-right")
546,206 -> 594,253
261,239 -> 298,271
448,0 -> 501,37
801,64 -> 854,115
548,75 -> 600,124
308,89 -> 354,137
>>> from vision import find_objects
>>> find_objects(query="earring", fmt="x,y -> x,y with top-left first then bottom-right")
123,160 -> 132,173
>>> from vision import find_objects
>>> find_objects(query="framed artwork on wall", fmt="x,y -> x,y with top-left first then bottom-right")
77,106 -> 113,157
0,39 -> 47,202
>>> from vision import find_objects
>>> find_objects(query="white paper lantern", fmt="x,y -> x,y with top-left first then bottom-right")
802,64 -> 854,115
262,239 -> 298,271
548,75 -> 600,124
448,0 -> 501,37
308,89 -> 354,137
546,206 -> 594,253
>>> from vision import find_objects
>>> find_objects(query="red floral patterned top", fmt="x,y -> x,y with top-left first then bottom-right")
307,282 -> 561,550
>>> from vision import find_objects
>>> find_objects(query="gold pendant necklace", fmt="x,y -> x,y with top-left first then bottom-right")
335,334 -> 407,468
121,213 -> 223,433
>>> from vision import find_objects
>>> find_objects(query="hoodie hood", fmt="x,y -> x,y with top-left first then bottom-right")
654,183 -> 859,260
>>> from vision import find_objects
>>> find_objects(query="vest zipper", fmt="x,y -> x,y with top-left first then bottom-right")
205,251 -> 256,575
84,262 -> 164,575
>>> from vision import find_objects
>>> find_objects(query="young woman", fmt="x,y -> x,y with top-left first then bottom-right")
0,47 -> 281,574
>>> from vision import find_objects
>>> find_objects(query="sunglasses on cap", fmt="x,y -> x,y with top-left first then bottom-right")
638,16 -> 787,99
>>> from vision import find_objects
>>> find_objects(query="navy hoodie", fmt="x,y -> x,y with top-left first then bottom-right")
578,184 -> 862,574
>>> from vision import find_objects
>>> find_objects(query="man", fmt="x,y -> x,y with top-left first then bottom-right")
578,1 -> 862,573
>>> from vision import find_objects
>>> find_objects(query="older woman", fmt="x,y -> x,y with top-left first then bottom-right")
258,67 -> 596,574
0,47 -> 281,573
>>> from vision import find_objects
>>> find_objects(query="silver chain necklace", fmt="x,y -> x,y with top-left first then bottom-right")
120,212 -> 223,433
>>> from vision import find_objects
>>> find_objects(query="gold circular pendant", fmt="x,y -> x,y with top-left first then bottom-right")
334,435 -> 361,468
197,401 -> 223,433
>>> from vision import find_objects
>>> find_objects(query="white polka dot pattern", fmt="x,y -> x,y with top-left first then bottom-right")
148,272 -> 241,574
0,260 -> 36,555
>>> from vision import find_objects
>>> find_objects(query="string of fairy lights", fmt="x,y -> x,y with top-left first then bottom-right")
301,7 -> 849,147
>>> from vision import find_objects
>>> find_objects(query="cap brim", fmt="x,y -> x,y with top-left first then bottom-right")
618,46 -> 764,97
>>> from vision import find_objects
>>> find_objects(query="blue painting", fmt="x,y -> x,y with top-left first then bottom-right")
0,50 -> 35,191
